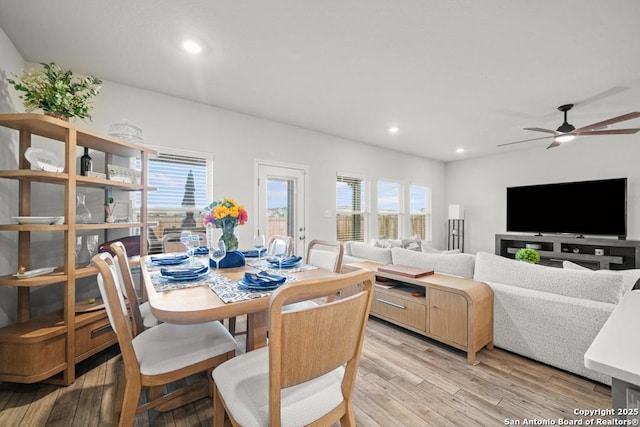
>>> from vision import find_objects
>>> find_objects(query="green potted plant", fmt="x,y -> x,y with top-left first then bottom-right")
7,62 -> 102,121
515,248 -> 541,264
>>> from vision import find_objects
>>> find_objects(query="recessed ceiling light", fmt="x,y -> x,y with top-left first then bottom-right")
181,39 -> 202,55
456,148 -> 465,153
388,126 -> 399,134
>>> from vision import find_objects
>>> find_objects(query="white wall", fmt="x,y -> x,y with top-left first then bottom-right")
88,80 -> 446,247
445,137 -> 640,254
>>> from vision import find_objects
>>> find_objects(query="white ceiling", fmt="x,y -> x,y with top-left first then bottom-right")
1,0 -> 639,162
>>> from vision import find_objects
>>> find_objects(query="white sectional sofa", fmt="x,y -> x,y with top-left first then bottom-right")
473,252 -> 629,385
341,240 -> 638,384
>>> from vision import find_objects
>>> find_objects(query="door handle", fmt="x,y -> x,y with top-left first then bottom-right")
299,236 -> 305,240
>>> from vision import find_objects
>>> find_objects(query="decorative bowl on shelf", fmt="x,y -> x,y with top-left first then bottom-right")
108,120 -> 143,144
24,147 -> 64,172
12,216 -> 64,225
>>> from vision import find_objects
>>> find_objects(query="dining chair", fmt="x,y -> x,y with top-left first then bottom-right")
162,231 -> 206,253
280,240 -> 346,315
212,269 -> 375,427
267,235 -> 294,257
93,252 -> 238,426
110,241 -> 158,335
306,239 -> 344,274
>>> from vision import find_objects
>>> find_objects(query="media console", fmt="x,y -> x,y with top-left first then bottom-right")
496,234 -> 640,270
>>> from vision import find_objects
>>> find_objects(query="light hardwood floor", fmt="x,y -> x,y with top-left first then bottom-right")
0,318 -> 612,426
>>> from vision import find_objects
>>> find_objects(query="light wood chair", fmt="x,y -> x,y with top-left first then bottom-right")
281,240 -> 346,314
267,235 -> 294,257
92,252 -> 238,426
306,239 -> 344,274
162,231 -> 205,253
212,270 -> 375,427
110,241 -> 159,336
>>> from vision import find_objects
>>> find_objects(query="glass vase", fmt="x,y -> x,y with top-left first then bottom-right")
75,192 -> 92,224
220,223 -> 239,252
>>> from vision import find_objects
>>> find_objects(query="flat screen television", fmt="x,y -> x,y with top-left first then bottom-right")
506,178 -> 627,237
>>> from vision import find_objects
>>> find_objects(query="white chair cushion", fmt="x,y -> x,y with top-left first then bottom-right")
139,301 -> 160,328
213,347 -> 344,427
133,321 -> 238,376
308,249 -> 338,272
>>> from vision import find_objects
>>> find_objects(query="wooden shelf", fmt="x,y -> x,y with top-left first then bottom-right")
0,113 -> 151,385
76,222 -> 143,230
0,113 -> 157,157
0,170 -> 69,183
0,224 -> 68,231
0,311 -> 66,343
0,169 -> 156,192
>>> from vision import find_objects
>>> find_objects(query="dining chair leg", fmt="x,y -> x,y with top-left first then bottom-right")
119,380 -> 142,427
212,381 -> 226,427
228,316 -> 237,336
113,361 -> 126,426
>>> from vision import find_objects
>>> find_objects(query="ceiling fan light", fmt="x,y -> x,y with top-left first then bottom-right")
555,133 -> 576,143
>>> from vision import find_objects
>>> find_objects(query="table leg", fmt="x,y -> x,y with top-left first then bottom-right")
246,311 -> 267,351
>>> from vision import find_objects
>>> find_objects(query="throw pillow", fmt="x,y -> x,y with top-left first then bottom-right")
401,235 -> 422,251
563,260 -> 640,293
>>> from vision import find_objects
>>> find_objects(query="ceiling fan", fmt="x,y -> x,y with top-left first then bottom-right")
498,104 -> 640,149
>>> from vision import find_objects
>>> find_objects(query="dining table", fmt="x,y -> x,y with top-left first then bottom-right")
140,255 -> 339,351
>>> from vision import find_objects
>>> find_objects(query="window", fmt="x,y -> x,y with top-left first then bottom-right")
135,147 -> 213,253
377,181 -> 401,239
336,175 -> 368,242
409,184 -> 430,240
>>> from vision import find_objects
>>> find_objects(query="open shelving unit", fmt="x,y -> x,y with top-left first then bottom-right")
496,233 -> 640,270
0,113 -> 157,385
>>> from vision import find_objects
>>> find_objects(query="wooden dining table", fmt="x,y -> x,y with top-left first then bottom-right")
140,256 -> 339,351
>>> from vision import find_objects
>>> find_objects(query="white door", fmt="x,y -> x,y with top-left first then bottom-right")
256,161 -> 308,256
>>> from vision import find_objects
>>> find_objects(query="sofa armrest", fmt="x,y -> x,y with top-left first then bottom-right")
485,280 -> 615,384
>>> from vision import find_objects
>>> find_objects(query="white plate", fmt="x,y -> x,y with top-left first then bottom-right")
24,147 -> 64,173
13,216 -> 61,225
13,266 -> 56,279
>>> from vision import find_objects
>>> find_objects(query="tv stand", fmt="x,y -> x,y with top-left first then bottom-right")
496,234 -> 640,270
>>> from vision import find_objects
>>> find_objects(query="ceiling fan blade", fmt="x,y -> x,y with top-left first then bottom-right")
547,140 -> 562,149
576,128 -> 640,136
523,127 -> 558,134
573,112 -> 640,133
497,135 -> 553,147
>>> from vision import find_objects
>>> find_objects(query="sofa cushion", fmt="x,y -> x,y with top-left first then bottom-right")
474,252 -> 624,304
390,247 -> 476,279
562,260 -> 640,293
350,242 -> 392,265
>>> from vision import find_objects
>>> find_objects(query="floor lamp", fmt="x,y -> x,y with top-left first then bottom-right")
447,204 -> 464,252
